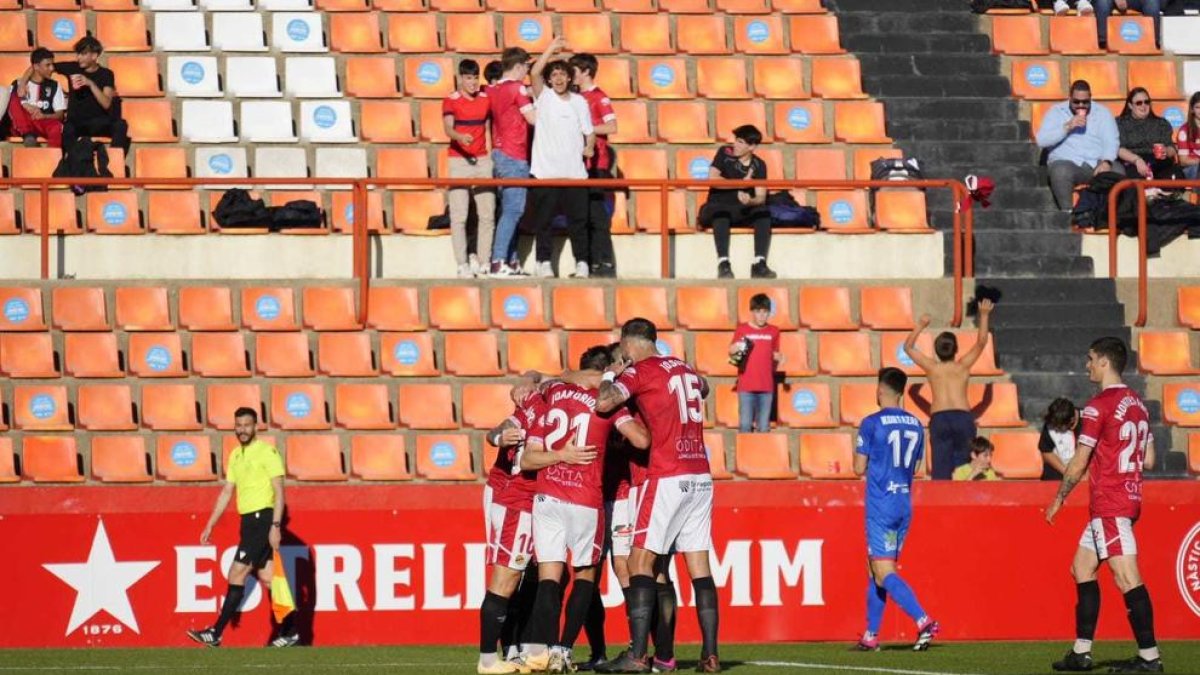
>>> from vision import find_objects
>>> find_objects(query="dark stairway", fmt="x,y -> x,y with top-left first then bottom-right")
827,0 -> 1181,473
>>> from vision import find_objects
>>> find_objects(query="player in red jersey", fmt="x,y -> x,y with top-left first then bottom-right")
568,53 -> 619,278
594,318 -> 721,674
1046,337 -> 1162,673
519,346 -> 649,673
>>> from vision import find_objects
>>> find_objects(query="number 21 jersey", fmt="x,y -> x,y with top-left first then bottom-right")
615,356 -> 709,478
1078,384 -> 1151,519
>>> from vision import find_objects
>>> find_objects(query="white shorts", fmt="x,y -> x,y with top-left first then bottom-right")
488,502 -> 534,571
606,486 -> 637,558
1079,516 -> 1138,561
633,473 -> 713,555
533,495 -> 604,567
482,485 -> 494,542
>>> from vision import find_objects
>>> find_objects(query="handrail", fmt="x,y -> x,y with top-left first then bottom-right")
13,176 -> 970,328
1107,178 -> 1200,327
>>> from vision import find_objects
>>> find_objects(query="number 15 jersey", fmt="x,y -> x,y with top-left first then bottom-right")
1078,384 -> 1151,520
615,356 -> 709,478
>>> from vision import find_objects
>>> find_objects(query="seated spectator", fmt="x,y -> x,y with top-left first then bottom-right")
1175,92 -> 1200,181
1094,0 -> 1161,50
699,125 -> 776,280
53,37 -> 129,152
1038,397 -> 1077,481
443,59 -> 495,279
730,293 -> 783,433
1053,0 -> 1094,14
952,437 -> 999,481
1116,87 -> 1176,178
8,48 -> 65,148
1036,79 -> 1120,212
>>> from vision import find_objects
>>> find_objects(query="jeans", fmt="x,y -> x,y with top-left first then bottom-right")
1094,0 -> 1161,47
738,391 -> 774,433
491,150 -> 529,264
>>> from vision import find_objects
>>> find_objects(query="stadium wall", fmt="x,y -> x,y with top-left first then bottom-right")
3,481 -> 1199,647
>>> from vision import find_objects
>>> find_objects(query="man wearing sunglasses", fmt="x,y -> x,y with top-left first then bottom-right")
1036,80 -> 1121,212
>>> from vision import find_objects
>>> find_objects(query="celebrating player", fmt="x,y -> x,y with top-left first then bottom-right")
853,368 -> 940,652
592,318 -> 720,674
1046,337 -> 1162,673
519,346 -> 650,674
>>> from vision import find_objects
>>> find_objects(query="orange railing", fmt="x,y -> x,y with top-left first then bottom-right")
23,177 -> 972,327
1107,179 -> 1200,327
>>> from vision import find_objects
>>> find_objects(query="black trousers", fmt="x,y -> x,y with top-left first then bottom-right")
699,200 -> 771,259
64,115 -> 130,152
527,185 -> 589,264
586,168 -> 616,268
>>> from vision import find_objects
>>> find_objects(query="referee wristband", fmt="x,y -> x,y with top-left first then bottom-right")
602,372 -> 616,383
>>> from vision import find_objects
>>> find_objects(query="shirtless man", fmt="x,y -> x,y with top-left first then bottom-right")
902,299 -> 994,480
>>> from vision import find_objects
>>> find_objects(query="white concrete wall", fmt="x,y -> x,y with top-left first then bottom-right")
1082,234 -> 1200,279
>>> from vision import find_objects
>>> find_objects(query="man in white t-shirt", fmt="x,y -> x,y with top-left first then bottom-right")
527,38 -> 595,279
6,48 -> 66,148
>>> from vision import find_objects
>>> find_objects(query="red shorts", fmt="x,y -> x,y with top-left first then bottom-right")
487,502 -> 534,571
1079,516 -> 1138,561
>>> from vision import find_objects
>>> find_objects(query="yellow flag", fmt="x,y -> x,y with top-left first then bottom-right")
271,551 -> 296,623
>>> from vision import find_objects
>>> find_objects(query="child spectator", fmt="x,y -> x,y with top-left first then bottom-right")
50,37 -> 129,152
730,293 -> 784,432
443,59 -> 494,279
1038,397 -> 1078,481
699,125 -> 776,279
487,47 -> 537,276
483,60 -> 503,88
952,437 -> 999,481
7,48 -> 65,148
1176,92 -> 1200,181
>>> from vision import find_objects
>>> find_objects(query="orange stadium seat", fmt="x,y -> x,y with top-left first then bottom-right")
335,383 -> 394,430
52,287 -> 109,331
429,286 -> 486,330
548,0 -> 599,11
697,58 -> 750,99
446,14 -> 499,52
403,57 -> 454,98
127,332 -> 185,378
351,435 -> 412,480
652,332 -> 686,360
616,148 -> 668,186
1127,60 -> 1180,101
146,192 -> 204,234
1138,330 -> 1199,374
737,286 -> 796,329
879,331 -> 929,376
319,0 -> 372,10
1068,60 -> 1122,99
596,57 -> 636,98
719,0 -> 769,13
241,287 -> 298,331
37,13 -> 86,52
108,56 -> 163,97
507,332 -> 563,375
658,0 -> 709,11
206,383 -> 264,430
77,384 -> 137,431
303,286 -> 362,331
833,101 -> 890,143
179,287 -> 236,331
657,101 -> 713,143
773,0 -> 826,10
318,332 -> 377,377
416,434 -> 475,480
380,332 -> 439,376
704,432 -> 733,479
374,0 -> 425,8
633,190 -> 691,232
604,0 -> 655,11
0,193 -> 17,235
777,382 -> 836,428
954,330 -> 1003,376
155,435 -> 216,482
433,0 -> 482,9
779,332 -> 815,377
14,385 -> 71,430
753,58 -> 807,99
875,190 -> 931,232
391,191 -> 448,232
1160,383 -> 1200,426
503,15 -> 552,52
989,431 -> 1043,478
1191,434 -> 1200,475
713,384 -> 738,428
22,436 -> 84,482
124,100 -> 177,143
86,192 -> 142,234
141,383 -> 202,431
773,101 -> 828,143
286,436 -> 347,481
95,10 -> 150,51
331,191 -> 387,234
790,15 -> 844,53
0,438 -> 13,481
798,432 -> 856,479
677,286 -> 734,330
860,286 -> 915,331
362,100 -> 419,142
567,331 -> 617,368
717,100 -> 770,138
734,16 -> 787,54
693,332 -> 737,376
637,59 -> 691,99
615,286 -> 672,329
552,287 -> 610,330
91,436 -> 152,483
562,15 -> 617,53
331,12 -> 384,52
346,57 -> 401,98
799,286 -> 856,331
462,383 -> 513,430
115,287 -> 171,331
622,14 -> 673,54
811,58 -> 866,99
818,332 -> 874,376
0,333 -> 59,378
816,190 -> 872,233
367,287 -> 424,332
1178,287 -> 1200,329
255,332 -> 315,377
64,333 -> 122,378
1107,15 -> 1158,54
838,382 -> 878,426
853,148 -> 899,182
1049,15 -> 1103,55
0,14 -> 30,52
270,383 -> 331,430
0,289 -> 42,333
677,15 -> 729,55
1011,59 -> 1066,100
971,382 -> 1024,427
21,192 -> 81,235
734,434 -> 796,478
398,383 -> 457,429
418,101 -> 450,142
444,331 -> 504,376
491,287 -> 549,330
990,14 -> 1046,55
192,333 -> 251,378
12,147 -> 64,185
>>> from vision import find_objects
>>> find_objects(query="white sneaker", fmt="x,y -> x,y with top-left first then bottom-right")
457,263 -> 475,279
536,261 -> 554,278
1076,0 -> 1093,15
469,254 -> 482,276
572,261 -> 589,278
1053,0 -> 1069,14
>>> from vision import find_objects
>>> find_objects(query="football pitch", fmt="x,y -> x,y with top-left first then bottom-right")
1,642 -> 1198,674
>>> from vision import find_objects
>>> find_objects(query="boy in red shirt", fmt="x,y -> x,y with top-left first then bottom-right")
569,53 -> 619,279
442,59 -> 494,279
729,293 -> 783,432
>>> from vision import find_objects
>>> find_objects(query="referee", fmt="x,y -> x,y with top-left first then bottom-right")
187,407 -> 299,648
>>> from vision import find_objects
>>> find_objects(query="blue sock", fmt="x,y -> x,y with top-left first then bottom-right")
866,576 -> 887,634
881,573 -> 926,625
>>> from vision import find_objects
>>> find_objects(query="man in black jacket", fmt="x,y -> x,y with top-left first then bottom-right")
33,37 -> 129,151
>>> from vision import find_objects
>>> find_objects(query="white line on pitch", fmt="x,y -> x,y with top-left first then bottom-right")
748,660 -> 987,675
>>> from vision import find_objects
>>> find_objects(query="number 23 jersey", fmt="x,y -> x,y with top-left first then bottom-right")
615,356 -> 710,478
1078,384 -> 1152,520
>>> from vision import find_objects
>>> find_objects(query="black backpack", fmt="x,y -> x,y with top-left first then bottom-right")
212,188 -> 270,228
268,200 -> 323,231
970,0 -> 1033,12
53,137 -> 112,193
870,157 -> 925,182
766,191 -> 820,228
1071,171 -> 1136,231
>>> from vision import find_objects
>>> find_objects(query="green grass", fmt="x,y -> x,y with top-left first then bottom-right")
1,642 -> 1197,674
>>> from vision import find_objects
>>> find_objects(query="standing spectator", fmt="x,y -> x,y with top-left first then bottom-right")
526,38 -> 595,279
50,37 -> 129,152
1116,87 -> 1176,178
443,59 -> 495,279
729,293 -> 783,433
7,48 -> 65,148
698,125 -> 776,279
1039,397 -> 1079,481
484,60 -> 503,88
488,48 -> 537,277
1053,0 -> 1095,14
1177,92 -> 1200,180
1036,80 -> 1120,211
1094,0 -> 1161,50
570,53 -> 619,279
952,437 -> 999,481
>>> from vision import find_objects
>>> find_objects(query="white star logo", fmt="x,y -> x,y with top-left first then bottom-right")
43,519 -> 159,636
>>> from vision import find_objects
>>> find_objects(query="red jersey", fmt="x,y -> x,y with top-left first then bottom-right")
732,322 -> 780,393
528,382 -> 632,509
1077,384 -> 1152,519
442,89 -> 490,159
492,392 -> 546,511
614,355 -> 710,478
602,410 -> 646,501
579,85 -> 616,172
488,78 -> 533,162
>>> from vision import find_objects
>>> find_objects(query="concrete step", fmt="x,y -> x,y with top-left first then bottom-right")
992,326 -> 1132,355
830,0 -> 968,12
975,277 -> 1119,304
997,301 -> 1126,328
865,75 -> 1012,99
888,119 -> 1030,143
883,97 -> 1022,121
973,230 -> 1082,256
840,32 -> 994,54
900,140 -> 1038,166
855,53 -> 1003,78
967,209 -> 1068,230
973,254 -> 1095,278
837,11 -> 979,34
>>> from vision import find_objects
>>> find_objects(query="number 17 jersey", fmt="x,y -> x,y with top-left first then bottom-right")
856,407 -> 925,511
614,355 -> 709,478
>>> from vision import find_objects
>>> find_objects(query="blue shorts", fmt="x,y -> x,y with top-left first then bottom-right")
866,511 -> 910,561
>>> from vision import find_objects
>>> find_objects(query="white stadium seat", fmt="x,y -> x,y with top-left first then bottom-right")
284,57 -> 341,98
261,0 -> 312,8
1186,61 -> 1200,98
195,147 -> 250,187
272,13 -> 327,53
241,101 -> 299,142
315,148 -> 368,189
153,12 -> 209,52
226,57 -> 283,98
144,0 -> 198,10
1163,17 -> 1200,55
212,12 -> 268,52
200,0 -> 254,10
181,101 -> 238,143
167,56 -> 221,97
299,100 -> 357,143
254,147 -> 309,189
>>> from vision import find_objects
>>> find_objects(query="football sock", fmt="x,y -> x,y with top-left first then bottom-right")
583,581 -> 606,658
212,584 -> 245,637
1075,580 -> 1101,651
627,575 -> 657,658
480,591 -> 509,655
531,579 -> 565,648
1123,585 -> 1159,660
881,573 -> 926,625
560,579 -> 595,650
692,577 -> 720,660
508,571 -> 539,650
866,576 -> 888,634
654,581 -> 677,661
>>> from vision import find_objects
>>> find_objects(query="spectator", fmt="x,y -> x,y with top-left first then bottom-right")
1177,92 -> 1200,180
526,39 -> 595,279
570,53 -> 619,279
1036,80 -> 1120,211
730,293 -> 783,433
1038,397 -> 1078,481
1053,0 -> 1094,14
952,437 -> 999,481
1094,0 -> 1161,50
483,60 -> 503,88
698,125 -> 776,279
7,48 -> 65,148
488,47 -> 537,277
1116,87 -> 1176,178
50,37 -> 128,152
443,59 -> 495,279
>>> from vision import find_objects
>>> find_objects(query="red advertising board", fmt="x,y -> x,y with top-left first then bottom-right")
1,481 -> 1198,648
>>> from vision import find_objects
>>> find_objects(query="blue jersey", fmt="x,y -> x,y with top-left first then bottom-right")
857,407 -> 925,512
